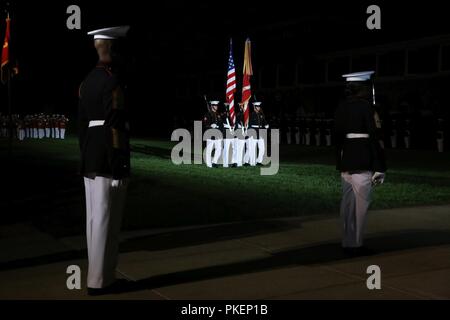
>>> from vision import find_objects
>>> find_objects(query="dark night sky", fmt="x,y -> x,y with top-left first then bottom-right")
1,1 -> 450,135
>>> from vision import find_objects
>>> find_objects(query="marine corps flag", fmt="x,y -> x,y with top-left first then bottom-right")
241,38 -> 253,129
1,14 -> 18,85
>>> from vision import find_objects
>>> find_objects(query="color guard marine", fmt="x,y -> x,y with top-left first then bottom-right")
222,103 -> 237,168
234,102 -> 247,167
249,101 -> 269,166
334,71 -> 387,256
203,101 -> 223,168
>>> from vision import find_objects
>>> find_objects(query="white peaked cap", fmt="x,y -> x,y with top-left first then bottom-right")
209,101 -> 220,105
252,102 -> 262,106
87,26 -> 130,40
342,71 -> 375,82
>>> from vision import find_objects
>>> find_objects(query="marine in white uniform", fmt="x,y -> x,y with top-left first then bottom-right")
203,101 -> 222,168
222,103 -> 237,168
249,102 -> 269,166
334,71 -> 387,255
234,103 -> 247,167
78,25 -> 131,295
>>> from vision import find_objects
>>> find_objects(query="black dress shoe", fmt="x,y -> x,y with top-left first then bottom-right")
355,246 -> 376,256
243,163 -> 250,167
343,246 -> 376,257
231,163 -> 237,168
87,279 -> 135,296
212,163 -> 219,168
87,287 -> 110,296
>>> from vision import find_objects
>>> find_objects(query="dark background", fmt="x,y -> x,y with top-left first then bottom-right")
1,0 -> 450,137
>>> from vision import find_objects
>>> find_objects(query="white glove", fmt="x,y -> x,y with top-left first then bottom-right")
111,180 -> 121,188
211,124 -> 218,129
265,125 -> 269,129
372,172 -> 385,185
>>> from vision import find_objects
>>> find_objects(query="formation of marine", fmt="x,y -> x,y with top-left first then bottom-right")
0,113 -> 69,141
202,100 -> 269,168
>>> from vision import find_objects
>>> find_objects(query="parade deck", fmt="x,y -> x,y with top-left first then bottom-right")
0,136 -> 449,299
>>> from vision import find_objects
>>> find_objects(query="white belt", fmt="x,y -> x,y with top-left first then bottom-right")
89,120 -> 105,127
346,133 -> 369,139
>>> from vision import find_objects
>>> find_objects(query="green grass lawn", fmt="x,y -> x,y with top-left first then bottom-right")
1,135 -> 449,237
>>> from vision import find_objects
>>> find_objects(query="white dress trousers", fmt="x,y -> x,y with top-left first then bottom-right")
223,138 -> 236,167
340,171 -> 373,248
235,138 -> 246,167
256,138 -> 265,164
206,139 -> 222,167
243,137 -> 257,166
84,176 -> 128,288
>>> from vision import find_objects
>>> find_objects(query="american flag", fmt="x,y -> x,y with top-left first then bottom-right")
226,39 -> 236,126
241,38 -> 253,128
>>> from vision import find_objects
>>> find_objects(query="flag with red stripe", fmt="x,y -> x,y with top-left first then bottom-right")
225,39 -> 236,126
241,38 -> 253,128
1,15 -> 18,85
1,16 -> 11,84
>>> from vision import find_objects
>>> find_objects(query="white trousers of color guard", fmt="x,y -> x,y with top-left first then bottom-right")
256,138 -> 265,164
235,138 -> 246,167
243,137 -> 256,166
223,138 -> 236,167
340,171 -> 372,248
206,139 -> 222,167
84,176 -> 128,288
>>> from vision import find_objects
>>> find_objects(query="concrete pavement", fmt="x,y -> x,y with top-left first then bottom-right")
0,205 -> 449,299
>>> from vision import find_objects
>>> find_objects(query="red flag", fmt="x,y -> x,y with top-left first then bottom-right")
0,14 -> 19,84
1,16 -> 11,84
241,38 -> 253,128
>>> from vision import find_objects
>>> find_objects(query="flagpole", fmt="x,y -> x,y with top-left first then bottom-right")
4,9 -> 13,217
7,68 -> 12,160
5,10 -> 13,161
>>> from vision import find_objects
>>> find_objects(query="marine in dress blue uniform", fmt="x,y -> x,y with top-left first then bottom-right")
334,71 -> 387,254
78,26 -> 131,294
